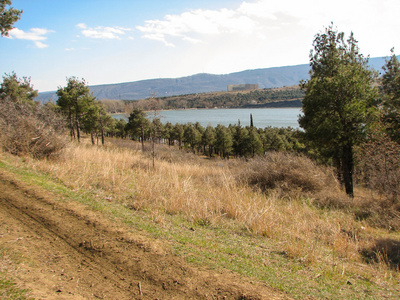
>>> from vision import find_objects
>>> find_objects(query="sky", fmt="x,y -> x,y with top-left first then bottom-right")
1,0 -> 400,93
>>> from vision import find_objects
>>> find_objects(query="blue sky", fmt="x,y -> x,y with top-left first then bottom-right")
1,0 -> 400,92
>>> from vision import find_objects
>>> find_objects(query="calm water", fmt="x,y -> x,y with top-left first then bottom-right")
114,108 -> 302,129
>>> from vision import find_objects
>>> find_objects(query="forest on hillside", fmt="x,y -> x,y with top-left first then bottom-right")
100,85 -> 304,113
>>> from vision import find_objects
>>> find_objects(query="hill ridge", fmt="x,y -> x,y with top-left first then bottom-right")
36,56 -> 392,102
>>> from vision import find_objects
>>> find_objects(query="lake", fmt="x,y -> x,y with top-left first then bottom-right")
114,108 -> 302,129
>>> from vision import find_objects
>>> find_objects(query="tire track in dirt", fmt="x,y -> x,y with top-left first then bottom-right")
0,170 -> 289,299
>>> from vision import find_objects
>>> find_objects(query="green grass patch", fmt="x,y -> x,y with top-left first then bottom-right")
0,247 -> 32,300
0,276 -> 32,300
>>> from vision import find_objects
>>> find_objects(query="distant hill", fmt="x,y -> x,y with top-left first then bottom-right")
35,56 -> 392,102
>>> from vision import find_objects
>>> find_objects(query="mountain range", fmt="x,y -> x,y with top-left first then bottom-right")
36,56 -> 391,102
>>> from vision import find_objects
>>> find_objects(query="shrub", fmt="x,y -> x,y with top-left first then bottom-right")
0,100 -> 67,159
355,134 -> 400,204
361,238 -> 400,269
237,152 -> 356,211
238,152 -> 342,198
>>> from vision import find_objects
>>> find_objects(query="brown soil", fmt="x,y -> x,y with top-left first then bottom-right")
0,170 -> 290,300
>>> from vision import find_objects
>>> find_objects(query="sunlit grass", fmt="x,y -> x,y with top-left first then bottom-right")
2,138 -> 399,299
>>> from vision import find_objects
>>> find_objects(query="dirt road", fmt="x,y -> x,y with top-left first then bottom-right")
0,170 -> 289,299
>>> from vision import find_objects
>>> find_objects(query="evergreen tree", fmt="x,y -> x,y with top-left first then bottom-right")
0,0 -> 22,36
97,103 -> 113,145
115,119 -> 127,138
183,123 -> 201,153
215,124 -> 233,159
173,124 -> 185,150
56,77 -> 96,142
163,122 -> 174,146
381,49 -> 400,143
299,25 -> 378,197
125,109 -> 150,150
202,125 -> 216,157
0,72 -> 38,104
81,101 -> 100,144
247,127 -> 263,157
231,124 -> 249,157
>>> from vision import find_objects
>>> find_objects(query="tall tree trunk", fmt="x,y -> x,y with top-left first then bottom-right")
341,143 -> 354,197
140,125 -> 145,152
91,132 -> 95,145
100,121 -> 105,145
75,112 -> 81,143
68,110 -> 75,140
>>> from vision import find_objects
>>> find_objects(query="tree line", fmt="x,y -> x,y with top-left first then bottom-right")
122,86 -> 304,111
123,109 -> 304,158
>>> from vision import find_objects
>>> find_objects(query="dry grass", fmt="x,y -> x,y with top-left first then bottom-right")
17,138 -> 400,286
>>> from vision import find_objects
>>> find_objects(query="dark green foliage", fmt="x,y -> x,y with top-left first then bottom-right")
183,123 -> 201,153
125,109 -> 150,151
214,124 -> 233,158
381,49 -> 400,143
0,0 -> 22,36
299,25 -> 378,196
114,118 -> 127,138
0,72 -> 38,104
57,77 -> 97,142
172,124 -> 184,149
81,102 -> 113,145
202,125 -> 216,157
231,124 -> 249,157
120,106 -> 304,158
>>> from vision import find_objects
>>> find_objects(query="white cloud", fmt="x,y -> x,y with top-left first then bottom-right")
7,27 -> 53,48
76,23 -> 87,29
134,0 -> 400,75
136,1 -> 304,47
77,23 -> 132,39
34,41 -> 49,49
136,8 -> 258,47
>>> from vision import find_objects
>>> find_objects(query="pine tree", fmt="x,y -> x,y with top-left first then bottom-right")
299,24 -> 378,197
381,49 -> 400,143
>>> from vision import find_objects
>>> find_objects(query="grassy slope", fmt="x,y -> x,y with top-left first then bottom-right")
0,140 -> 399,299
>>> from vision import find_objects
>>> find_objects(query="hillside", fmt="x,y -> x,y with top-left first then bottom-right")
36,56 -> 391,102
127,85 -> 304,111
0,165 -> 283,299
1,140 -> 399,299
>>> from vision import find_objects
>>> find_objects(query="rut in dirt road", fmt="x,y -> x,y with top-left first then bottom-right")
0,171 -> 289,299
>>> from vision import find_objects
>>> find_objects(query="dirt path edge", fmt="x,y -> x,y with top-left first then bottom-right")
0,169 -> 289,299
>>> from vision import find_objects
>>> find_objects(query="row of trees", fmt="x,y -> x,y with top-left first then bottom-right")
56,77 -> 114,145
123,109 -> 303,157
1,72 -> 302,159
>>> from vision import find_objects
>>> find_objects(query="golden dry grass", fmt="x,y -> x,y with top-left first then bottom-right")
19,138 -> 400,283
